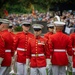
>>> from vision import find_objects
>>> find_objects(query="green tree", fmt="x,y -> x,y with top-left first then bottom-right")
0,0 -> 75,17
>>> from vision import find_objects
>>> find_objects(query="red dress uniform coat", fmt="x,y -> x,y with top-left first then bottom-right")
44,32 -> 53,55
26,36 -> 50,67
70,33 -> 75,68
44,32 -> 53,40
48,31 -> 73,66
10,32 -> 16,52
15,32 -> 34,63
0,34 -> 5,59
1,30 -> 14,66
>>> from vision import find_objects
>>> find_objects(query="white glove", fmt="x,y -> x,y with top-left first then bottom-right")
26,59 -> 30,75
68,56 -> 72,67
68,56 -> 72,63
46,59 -> 52,69
67,56 -> 72,72
9,57 -> 16,74
9,69 -> 16,74
26,59 -> 30,71
0,57 -> 3,67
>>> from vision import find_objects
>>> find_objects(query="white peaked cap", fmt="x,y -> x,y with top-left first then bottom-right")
54,16 -> 65,26
0,19 -> 10,24
32,24 -> 44,29
20,21 -> 31,26
47,23 -> 54,27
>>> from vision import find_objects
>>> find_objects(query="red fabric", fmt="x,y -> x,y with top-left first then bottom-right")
26,36 -> 49,67
44,32 -> 53,59
32,9 -> 35,16
44,32 -> 53,40
4,9 -> 8,16
48,31 -> 73,66
1,30 -> 14,66
70,33 -> 75,48
70,33 -> 75,68
10,32 -> 16,53
0,34 -> 5,58
15,32 -> 34,63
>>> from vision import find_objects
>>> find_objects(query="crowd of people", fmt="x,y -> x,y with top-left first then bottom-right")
0,11 -> 75,75
7,11 -> 75,28
6,11 -> 75,35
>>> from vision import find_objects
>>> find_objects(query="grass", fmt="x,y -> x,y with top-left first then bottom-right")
69,72 -> 72,75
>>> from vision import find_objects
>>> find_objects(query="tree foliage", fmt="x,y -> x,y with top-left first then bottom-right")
0,0 -> 75,17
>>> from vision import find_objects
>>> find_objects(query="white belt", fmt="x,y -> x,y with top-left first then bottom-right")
17,48 -> 26,51
72,48 -> 75,50
54,49 -> 66,52
31,54 -> 44,57
5,50 -> 11,52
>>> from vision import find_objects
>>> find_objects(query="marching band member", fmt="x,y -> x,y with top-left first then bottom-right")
15,21 -> 34,75
8,23 -> 16,74
44,23 -> 54,40
70,29 -> 75,75
48,16 -> 73,75
0,19 -> 14,75
26,24 -> 50,75
0,20 -> 5,72
44,23 -> 54,75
